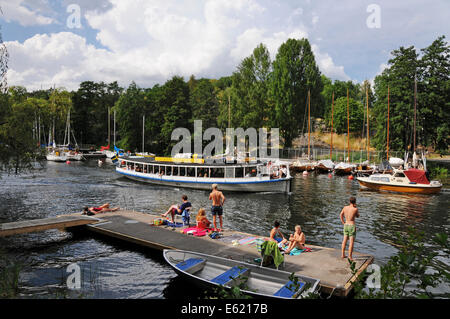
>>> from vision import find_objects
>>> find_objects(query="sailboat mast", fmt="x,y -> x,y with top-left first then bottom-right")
308,90 -> 311,159
366,85 -> 370,162
330,91 -> 334,160
414,78 -> 417,153
113,109 -> 116,146
142,115 -> 145,153
108,107 -> 111,147
387,86 -> 390,160
347,88 -> 350,162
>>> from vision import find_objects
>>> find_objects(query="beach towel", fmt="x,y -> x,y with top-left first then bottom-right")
182,226 -> 210,237
288,247 -> 312,255
238,237 -> 258,245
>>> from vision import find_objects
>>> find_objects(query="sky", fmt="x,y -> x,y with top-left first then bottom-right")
0,0 -> 449,91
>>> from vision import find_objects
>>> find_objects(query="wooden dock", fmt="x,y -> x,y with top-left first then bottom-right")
0,215 -> 99,237
71,210 -> 373,297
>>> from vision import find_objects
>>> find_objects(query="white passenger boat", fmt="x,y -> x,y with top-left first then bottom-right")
115,156 -> 292,193
163,249 -> 320,299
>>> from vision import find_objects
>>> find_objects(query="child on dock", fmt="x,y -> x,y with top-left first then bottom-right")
284,225 -> 306,254
340,196 -> 360,260
196,208 -> 211,229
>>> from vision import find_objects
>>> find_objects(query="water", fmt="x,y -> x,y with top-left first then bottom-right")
0,161 -> 449,298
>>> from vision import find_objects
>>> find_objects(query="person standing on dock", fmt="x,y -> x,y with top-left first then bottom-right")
209,184 -> 225,231
340,197 -> 359,260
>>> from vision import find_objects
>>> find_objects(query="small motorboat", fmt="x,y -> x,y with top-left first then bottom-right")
357,168 -> 442,194
163,249 -> 320,299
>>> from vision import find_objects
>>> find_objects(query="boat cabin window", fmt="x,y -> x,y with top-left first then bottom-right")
394,173 -> 406,178
187,167 -> 195,177
211,167 -> 224,178
180,167 -> 186,176
225,167 -> 234,178
172,166 -> 178,176
235,167 -> 244,178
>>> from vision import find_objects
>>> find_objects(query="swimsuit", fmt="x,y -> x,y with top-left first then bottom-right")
211,205 -> 223,216
343,224 -> 356,237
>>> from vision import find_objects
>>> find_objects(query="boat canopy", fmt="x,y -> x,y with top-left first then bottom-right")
404,169 -> 430,184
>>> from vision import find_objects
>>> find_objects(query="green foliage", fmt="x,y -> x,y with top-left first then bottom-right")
329,97 -> 364,135
0,250 -> 22,298
270,38 -> 323,146
350,228 -> 449,299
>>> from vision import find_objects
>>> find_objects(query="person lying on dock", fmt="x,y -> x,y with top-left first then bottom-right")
196,208 -> 211,229
82,203 -> 120,215
284,225 -> 306,254
161,195 -> 192,223
269,220 -> 288,246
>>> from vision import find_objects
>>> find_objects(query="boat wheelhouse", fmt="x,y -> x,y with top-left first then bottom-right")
357,168 -> 442,194
116,157 -> 292,193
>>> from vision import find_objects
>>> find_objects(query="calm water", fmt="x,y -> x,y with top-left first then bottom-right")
0,161 -> 449,298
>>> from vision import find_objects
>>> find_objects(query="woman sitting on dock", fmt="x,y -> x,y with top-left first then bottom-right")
82,203 -> 120,215
196,208 -> 211,229
269,221 -> 288,246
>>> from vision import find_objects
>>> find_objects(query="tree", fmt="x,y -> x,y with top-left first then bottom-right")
372,46 -> 419,152
419,35 -> 450,154
160,76 -> 191,155
270,38 -> 322,146
115,82 -> 145,152
331,97 -> 364,135
231,43 -> 272,129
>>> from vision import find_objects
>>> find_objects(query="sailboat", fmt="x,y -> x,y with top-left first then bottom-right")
334,89 -> 355,175
314,91 -> 335,174
357,84 -> 442,194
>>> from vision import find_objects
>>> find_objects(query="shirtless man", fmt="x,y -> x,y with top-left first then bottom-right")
209,184 -> 225,231
340,197 -> 360,260
285,225 -> 306,254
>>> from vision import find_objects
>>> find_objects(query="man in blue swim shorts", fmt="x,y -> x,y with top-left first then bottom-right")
209,184 -> 225,231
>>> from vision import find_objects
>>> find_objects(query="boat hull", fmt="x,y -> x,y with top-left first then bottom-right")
116,167 -> 291,193
357,179 -> 442,194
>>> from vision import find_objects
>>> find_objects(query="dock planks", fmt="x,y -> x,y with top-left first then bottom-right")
80,210 -> 373,297
0,215 -> 100,237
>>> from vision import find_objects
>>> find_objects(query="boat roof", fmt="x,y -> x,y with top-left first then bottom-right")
120,156 -> 267,167
404,168 -> 430,184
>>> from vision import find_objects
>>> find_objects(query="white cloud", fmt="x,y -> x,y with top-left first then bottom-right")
230,27 -> 309,61
0,0 -> 55,26
311,44 -> 350,81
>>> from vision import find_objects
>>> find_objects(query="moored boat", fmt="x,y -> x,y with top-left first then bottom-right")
334,162 -> 355,175
357,168 -> 442,194
314,159 -> 334,174
163,249 -> 320,299
116,156 -> 292,193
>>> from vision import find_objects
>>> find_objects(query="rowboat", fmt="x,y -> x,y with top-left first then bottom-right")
357,168 -> 442,194
116,156 -> 292,193
163,249 -> 320,299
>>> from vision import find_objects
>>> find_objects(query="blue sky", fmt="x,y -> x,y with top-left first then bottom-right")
1,0 -> 449,90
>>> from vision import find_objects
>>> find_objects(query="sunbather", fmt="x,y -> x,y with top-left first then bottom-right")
82,203 -> 119,215
284,225 -> 306,254
269,220 -> 288,245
